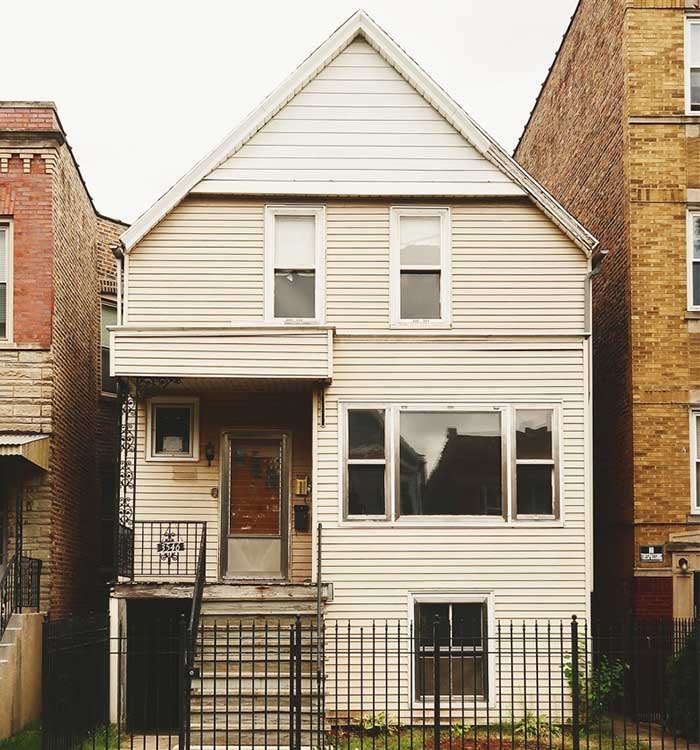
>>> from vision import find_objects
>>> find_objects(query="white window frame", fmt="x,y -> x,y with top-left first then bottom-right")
690,409 -> 700,515
342,404 -> 391,520
687,210 -> 700,310
408,590 -> 496,708
686,18 -> 700,115
512,405 -> 561,520
0,221 -> 13,343
146,396 -> 200,462
100,298 -> 118,397
264,205 -> 325,324
339,402 -> 562,525
390,207 -> 451,328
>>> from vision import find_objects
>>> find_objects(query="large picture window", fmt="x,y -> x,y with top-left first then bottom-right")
390,207 -> 450,326
412,597 -> 489,701
342,404 -> 559,522
265,206 -> 324,322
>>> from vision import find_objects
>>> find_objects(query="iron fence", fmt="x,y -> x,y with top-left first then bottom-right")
1,554 -> 42,640
42,615 -> 700,750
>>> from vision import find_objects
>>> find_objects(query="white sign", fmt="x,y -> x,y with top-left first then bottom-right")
640,545 -> 663,562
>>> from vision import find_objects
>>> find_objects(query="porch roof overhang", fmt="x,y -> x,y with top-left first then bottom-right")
0,433 -> 50,471
109,325 -> 334,383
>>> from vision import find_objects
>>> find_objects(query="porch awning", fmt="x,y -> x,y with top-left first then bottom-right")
0,434 -> 50,471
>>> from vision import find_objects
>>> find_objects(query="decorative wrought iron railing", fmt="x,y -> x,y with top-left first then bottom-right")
118,520 -> 207,580
1,554 -> 42,641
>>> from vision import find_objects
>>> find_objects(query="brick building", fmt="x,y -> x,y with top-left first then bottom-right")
516,0 -> 700,619
0,102 -> 125,617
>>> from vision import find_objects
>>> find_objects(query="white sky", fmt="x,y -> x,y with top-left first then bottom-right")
2,0 -> 578,223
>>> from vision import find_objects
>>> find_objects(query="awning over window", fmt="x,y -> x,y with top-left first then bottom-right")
0,434 -> 49,471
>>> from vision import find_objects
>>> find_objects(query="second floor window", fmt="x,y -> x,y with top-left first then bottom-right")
391,207 -> 450,326
688,211 -> 700,309
265,206 -> 325,323
688,19 -> 700,113
100,302 -> 118,394
0,225 -> 9,340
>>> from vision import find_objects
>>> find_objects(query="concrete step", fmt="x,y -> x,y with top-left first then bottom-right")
193,675 -> 316,693
201,584 -> 319,602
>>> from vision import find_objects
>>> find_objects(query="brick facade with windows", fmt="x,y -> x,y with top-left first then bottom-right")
516,0 -> 700,619
0,102 -> 126,616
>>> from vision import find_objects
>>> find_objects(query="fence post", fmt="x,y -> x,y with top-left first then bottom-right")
433,616 -> 441,750
178,614 -> 189,750
40,615 -> 49,750
289,624 -> 296,750
295,616 -> 303,750
570,615 -> 580,750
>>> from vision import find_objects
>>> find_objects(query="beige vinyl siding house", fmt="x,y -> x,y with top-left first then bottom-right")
108,9 -> 597,727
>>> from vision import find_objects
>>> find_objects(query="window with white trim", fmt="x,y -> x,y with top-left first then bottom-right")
0,225 -> 9,340
100,301 -> 118,394
514,409 -> 557,517
342,404 -> 559,521
345,408 -> 389,518
687,19 -> 700,113
391,207 -> 450,325
688,211 -> 700,309
265,206 -> 324,322
691,410 -> 700,514
411,597 -> 489,701
147,397 -> 200,461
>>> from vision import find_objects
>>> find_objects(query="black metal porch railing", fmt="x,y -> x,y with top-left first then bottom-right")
121,520 -> 207,579
0,554 -> 42,641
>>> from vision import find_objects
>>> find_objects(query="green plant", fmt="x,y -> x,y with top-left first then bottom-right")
665,626 -> 699,742
565,652 -> 628,723
513,712 -> 562,740
359,712 -> 397,736
451,722 -> 471,737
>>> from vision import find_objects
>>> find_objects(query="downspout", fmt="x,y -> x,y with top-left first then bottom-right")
110,241 -> 125,326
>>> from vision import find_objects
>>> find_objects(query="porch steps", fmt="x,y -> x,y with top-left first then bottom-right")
190,584 -> 325,748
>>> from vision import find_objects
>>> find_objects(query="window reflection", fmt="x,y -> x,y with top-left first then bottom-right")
399,412 -> 502,516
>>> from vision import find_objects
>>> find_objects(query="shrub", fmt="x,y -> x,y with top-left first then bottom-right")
564,652 -> 628,723
665,626 -> 699,742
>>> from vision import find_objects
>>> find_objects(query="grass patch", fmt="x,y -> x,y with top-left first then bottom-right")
0,725 -> 41,750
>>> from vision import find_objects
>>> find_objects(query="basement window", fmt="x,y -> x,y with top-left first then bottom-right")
412,597 -> 489,701
147,397 -> 199,462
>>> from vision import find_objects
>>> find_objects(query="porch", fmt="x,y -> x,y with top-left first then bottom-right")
114,379 -> 320,588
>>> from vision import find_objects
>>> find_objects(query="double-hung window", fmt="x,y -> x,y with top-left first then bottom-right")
691,410 -> 700,514
0,224 -> 10,340
391,207 -> 450,326
342,404 -> 559,522
687,19 -> 700,113
265,206 -> 324,323
688,211 -> 700,309
345,408 -> 389,519
100,301 -> 118,394
412,596 -> 490,701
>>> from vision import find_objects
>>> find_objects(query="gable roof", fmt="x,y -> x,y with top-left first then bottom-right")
121,10 -> 597,257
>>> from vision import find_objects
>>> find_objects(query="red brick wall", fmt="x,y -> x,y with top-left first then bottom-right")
0,105 -> 59,132
632,577 -> 673,619
0,155 -> 53,347
515,0 -> 632,618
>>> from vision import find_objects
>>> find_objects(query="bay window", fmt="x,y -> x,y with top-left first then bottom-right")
265,206 -> 324,322
342,403 -> 559,522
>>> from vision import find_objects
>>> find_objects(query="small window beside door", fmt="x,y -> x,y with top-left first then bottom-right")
265,206 -> 325,323
147,397 -> 199,462
391,207 -> 450,326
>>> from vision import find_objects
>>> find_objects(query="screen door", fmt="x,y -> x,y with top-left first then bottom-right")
223,434 -> 288,578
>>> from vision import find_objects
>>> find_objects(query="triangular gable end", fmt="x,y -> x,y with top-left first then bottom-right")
121,11 -> 597,257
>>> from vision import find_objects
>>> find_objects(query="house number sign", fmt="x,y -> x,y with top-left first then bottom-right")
639,545 -> 663,563
157,530 -> 185,564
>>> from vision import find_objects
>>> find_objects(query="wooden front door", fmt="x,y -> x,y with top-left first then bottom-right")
221,432 -> 289,579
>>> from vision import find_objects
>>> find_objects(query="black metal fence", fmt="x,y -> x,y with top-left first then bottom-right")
1,554 -> 42,640
42,615 -> 700,750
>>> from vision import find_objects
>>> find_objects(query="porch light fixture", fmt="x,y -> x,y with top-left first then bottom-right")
678,557 -> 690,575
205,441 -> 215,467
